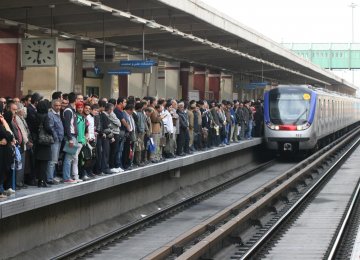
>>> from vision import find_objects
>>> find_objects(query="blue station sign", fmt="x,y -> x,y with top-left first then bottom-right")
120,59 -> 156,68
107,69 -> 131,75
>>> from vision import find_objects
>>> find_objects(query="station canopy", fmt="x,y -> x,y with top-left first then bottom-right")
0,0 -> 356,93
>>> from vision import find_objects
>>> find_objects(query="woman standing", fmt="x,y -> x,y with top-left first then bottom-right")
35,100 -> 54,188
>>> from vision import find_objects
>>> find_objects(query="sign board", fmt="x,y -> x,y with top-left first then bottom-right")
120,59 -> 156,68
233,93 -> 238,100
244,82 -> 268,90
94,65 -> 101,75
121,66 -> 152,74
107,69 -> 131,75
188,90 -> 200,101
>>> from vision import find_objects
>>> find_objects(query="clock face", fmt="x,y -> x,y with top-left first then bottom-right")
21,38 -> 57,67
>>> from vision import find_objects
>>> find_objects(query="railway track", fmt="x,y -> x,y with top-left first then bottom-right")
155,126 -> 360,260
52,127 -> 360,260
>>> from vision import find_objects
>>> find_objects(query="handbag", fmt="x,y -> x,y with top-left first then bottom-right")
38,122 -> 54,146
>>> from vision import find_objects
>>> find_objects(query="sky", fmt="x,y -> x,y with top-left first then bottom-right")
202,0 -> 360,43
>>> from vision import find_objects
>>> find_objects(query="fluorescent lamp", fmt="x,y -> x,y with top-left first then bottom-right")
146,20 -> 161,29
60,33 -> 72,39
90,39 -> 102,44
171,29 -> 185,37
112,10 -> 131,18
2,20 -> 20,26
91,3 -> 112,12
130,17 -> 147,24
184,34 -> 196,40
80,36 -> 90,41
69,0 -> 91,7
160,26 -> 173,33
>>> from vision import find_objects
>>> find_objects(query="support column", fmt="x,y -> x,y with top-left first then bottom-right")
180,64 -> 190,100
208,70 -> 220,101
193,67 -> 205,100
0,29 -> 22,97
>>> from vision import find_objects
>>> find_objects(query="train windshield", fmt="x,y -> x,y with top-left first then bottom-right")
269,89 -> 311,125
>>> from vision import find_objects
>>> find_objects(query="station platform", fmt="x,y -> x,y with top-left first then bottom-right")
1,138 -> 264,259
0,138 -> 262,220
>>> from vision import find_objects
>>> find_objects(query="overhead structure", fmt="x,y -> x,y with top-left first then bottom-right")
0,0 -> 356,94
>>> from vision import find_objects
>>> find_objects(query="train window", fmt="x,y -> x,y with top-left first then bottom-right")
268,89 -> 311,125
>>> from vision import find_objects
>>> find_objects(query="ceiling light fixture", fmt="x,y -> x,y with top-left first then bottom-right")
130,16 -> 147,24
111,10 -> 131,18
146,20 -> 161,29
69,0 -> 91,7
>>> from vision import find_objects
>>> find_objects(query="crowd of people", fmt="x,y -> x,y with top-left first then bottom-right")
0,92 -> 264,198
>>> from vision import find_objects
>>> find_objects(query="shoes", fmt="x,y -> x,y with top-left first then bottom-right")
4,188 -> 16,195
97,172 -> 106,176
116,167 -> 124,172
219,144 -> 225,147
226,143 -> 230,145
110,168 -> 119,173
46,181 -> 55,185
82,175 -> 91,181
38,180 -> 49,188
88,173 -> 96,178
138,162 -> 145,167
74,178 -> 83,183
151,159 -> 159,164
54,177 -> 62,183
178,153 -> 186,157
0,193 -> 7,199
63,179 -> 77,184
26,179 -> 37,186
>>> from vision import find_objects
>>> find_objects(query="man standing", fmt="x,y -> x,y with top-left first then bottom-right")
25,92 -> 42,185
114,97 -> 129,170
62,92 -> 78,184
47,99 -> 64,184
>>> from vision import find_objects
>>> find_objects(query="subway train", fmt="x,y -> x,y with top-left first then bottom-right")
263,85 -> 360,153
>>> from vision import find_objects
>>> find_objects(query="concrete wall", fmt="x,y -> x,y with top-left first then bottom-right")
165,61 -> 180,99
2,144 -> 265,259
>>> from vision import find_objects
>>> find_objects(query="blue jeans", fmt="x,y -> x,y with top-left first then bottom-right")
62,137 -> 77,181
246,119 -> 253,139
47,141 -> 61,181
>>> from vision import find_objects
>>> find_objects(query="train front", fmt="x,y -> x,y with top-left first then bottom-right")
264,85 -> 317,152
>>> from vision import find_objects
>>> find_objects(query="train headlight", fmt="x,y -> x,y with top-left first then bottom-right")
297,122 -> 311,131
267,122 -> 279,130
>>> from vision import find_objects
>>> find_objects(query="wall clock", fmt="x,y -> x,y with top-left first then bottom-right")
21,38 -> 57,67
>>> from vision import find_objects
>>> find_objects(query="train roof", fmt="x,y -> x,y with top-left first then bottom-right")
272,84 -> 359,100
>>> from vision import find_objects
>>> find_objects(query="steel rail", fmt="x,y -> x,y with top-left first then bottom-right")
144,126 -> 360,260
51,159 -> 275,260
173,127 -> 360,260
326,180 -> 360,259
241,135 -> 360,260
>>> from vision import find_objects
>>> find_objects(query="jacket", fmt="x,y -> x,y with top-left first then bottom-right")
149,107 -> 161,134
48,109 -> 64,143
63,105 -> 78,141
106,111 -> 121,135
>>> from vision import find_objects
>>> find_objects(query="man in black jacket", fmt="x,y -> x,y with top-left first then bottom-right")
25,92 -> 42,185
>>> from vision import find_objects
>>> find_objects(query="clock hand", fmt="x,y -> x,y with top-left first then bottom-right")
36,49 -> 42,64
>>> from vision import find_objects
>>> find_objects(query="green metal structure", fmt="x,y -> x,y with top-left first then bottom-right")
283,43 -> 360,69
